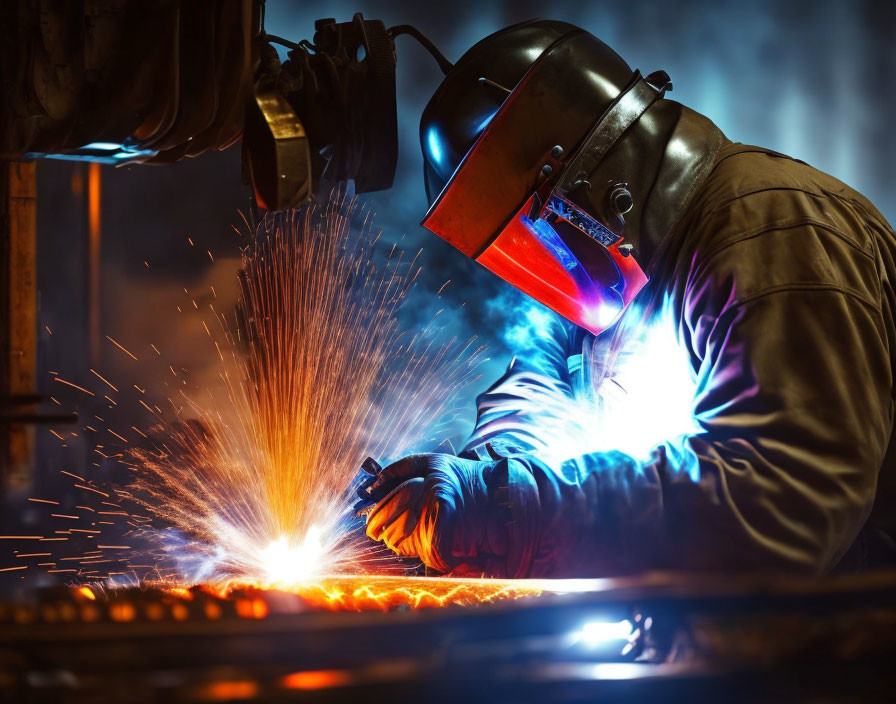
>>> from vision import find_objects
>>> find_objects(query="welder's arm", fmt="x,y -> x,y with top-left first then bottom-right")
462,315 -> 583,460
528,285 -> 892,575
364,286 -> 890,577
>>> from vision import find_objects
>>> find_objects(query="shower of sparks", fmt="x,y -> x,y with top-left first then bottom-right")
124,204 -> 482,584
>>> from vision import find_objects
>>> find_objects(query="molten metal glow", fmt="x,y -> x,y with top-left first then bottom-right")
214,574 -> 552,611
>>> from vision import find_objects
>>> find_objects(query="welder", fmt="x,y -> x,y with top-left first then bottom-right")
359,20 -> 896,578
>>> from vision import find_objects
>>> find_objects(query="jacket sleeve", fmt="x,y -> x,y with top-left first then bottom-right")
513,279 -> 893,576
462,314 -> 585,461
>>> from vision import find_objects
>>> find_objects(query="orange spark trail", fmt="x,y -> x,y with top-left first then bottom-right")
90,368 -> 119,392
105,335 -> 138,360
53,377 -> 95,396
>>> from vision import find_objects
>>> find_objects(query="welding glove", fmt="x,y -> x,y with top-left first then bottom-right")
360,452 -> 604,577
360,454 -> 529,576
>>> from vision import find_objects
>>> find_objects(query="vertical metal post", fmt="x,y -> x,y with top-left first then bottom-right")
1,161 -> 37,489
88,162 -> 102,367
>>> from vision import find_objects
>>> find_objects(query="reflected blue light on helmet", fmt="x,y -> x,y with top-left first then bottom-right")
475,109 -> 499,134
426,127 -> 444,168
525,217 -> 579,271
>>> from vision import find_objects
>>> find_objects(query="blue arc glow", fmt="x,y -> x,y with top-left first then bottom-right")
585,303 -> 701,461
82,141 -> 124,151
489,299 -> 700,466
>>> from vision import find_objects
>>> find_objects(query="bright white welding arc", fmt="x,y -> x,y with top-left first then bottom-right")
260,526 -> 325,585
591,308 -> 701,460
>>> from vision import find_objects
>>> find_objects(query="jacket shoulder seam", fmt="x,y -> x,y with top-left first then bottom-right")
728,282 -> 881,314
698,215 -> 875,266
703,186 -> 826,215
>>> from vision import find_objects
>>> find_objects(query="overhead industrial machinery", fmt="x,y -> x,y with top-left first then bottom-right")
1,2 -> 444,210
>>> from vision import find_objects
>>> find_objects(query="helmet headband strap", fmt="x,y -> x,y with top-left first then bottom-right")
556,71 -> 668,199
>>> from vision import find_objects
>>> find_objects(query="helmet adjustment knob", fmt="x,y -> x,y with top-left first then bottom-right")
609,182 -> 634,216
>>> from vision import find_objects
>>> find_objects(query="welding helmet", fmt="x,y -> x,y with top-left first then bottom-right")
420,21 -> 671,334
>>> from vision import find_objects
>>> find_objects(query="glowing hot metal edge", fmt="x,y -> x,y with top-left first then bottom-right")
198,574 -> 608,611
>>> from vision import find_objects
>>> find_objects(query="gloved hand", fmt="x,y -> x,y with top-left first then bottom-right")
357,453 -> 543,576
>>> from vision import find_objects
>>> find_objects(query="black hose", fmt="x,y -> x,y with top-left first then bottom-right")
388,24 -> 454,75
263,33 -> 302,51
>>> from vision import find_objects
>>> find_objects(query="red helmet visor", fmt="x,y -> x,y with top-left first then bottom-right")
475,194 -> 647,334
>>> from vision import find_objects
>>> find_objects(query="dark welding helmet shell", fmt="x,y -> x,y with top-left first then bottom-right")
419,19 -> 633,204
420,21 -> 669,333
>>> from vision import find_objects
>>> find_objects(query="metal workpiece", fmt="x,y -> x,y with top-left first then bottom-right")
2,572 -> 896,702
